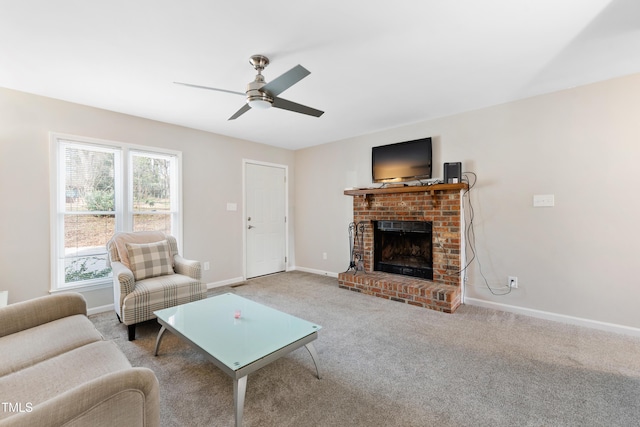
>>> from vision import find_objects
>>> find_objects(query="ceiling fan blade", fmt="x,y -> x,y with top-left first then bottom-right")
261,65 -> 310,97
272,97 -> 324,117
228,103 -> 251,120
174,82 -> 245,97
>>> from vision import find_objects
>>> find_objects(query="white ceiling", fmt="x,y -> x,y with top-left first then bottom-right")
1,0 -> 639,150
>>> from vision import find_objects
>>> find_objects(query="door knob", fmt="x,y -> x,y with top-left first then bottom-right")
248,225 -> 255,229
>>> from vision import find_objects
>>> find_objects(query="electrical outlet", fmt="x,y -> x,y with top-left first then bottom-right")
508,276 -> 518,288
203,262 -> 210,271
322,252 -> 327,260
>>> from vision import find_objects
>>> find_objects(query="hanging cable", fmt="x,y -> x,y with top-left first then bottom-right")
460,171 -> 512,296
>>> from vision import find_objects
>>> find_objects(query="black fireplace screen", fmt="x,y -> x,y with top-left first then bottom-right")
373,220 -> 433,280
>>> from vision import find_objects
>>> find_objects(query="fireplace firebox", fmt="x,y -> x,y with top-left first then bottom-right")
373,220 -> 433,280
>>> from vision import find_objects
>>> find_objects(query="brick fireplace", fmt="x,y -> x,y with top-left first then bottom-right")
338,183 -> 467,313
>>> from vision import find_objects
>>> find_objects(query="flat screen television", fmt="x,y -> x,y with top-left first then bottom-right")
372,137 -> 432,183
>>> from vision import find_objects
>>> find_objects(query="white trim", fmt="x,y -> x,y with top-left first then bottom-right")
242,159 -> 289,280
0,291 -> 8,308
49,281 -> 112,294
49,136 -> 60,292
206,277 -> 245,289
50,132 -> 182,158
464,297 -> 640,337
291,266 -> 339,278
87,303 -> 114,316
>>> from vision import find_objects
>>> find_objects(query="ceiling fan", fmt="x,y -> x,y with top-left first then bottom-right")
174,55 -> 324,120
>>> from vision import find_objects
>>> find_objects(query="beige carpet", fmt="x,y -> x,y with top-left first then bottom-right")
90,271 -> 640,426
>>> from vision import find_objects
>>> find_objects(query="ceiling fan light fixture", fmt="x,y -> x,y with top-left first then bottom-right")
247,98 -> 272,110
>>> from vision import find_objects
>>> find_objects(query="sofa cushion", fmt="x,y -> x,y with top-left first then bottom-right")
126,240 -> 174,280
0,314 -> 103,377
0,340 -> 132,421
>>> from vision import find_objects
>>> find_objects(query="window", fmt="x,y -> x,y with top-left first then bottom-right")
50,134 -> 181,291
131,152 -> 178,233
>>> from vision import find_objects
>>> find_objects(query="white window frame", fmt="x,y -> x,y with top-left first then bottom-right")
49,132 -> 183,293
129,150 -> 181,236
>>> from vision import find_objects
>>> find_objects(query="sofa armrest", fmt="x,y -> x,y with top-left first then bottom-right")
0,293 -> 86,338
111,261 -> 136,296
0,368 -> 160,427
174,255 -> 202,280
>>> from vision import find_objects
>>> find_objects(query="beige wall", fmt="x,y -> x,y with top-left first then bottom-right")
294,73 -> 640,331
3,72 -> 640,332
0,87 -> 295,308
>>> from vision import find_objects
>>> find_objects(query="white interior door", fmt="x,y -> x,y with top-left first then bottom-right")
245,163 -> 286,279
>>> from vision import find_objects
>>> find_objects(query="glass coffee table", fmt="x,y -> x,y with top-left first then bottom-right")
154,293 -> 322,427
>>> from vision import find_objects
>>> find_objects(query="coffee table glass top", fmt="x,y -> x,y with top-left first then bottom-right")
154,293 -> 321,371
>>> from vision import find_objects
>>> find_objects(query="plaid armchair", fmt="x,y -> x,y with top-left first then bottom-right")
106,231 -> 207,340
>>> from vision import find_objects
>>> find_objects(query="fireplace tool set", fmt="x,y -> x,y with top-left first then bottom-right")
346,221 -> 365,274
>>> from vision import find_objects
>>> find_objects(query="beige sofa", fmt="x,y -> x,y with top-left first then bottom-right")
0,293 -> 159,427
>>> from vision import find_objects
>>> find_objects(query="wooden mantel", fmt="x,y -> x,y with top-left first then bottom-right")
344,182 -> 468,197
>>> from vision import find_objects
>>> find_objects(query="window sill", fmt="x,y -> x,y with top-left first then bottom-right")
50,280 -> 112,294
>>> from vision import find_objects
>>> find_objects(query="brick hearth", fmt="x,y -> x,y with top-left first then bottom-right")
339,184 -> 466,313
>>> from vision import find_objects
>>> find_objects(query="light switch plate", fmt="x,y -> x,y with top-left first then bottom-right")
533,194 -> 554,207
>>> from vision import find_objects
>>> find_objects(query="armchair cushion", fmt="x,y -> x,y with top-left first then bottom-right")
126,240 -> 175,280
109,230 -> 168,269
121,274 -> 204,326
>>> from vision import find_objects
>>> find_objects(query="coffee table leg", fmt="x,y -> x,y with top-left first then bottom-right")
233,376 -> 247,427
304,343 -> 322,379
154,325 -> 167,356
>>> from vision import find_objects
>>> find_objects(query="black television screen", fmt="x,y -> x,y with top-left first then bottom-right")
372,137 -> 432,183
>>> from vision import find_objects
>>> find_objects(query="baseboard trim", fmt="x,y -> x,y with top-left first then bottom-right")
206,277 -> 245,289
464,297 -> 640,337
88,304 -> 114,316
290,266 -> 339,278
89,278 -> 639,336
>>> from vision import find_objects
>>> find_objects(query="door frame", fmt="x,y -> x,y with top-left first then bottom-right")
242,159 -> 290,280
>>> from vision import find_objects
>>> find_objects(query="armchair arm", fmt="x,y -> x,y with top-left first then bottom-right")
0,368 -> 160,427
111,261 -> 136,296
174,255 -> 202,280
0,293 -> 86,338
